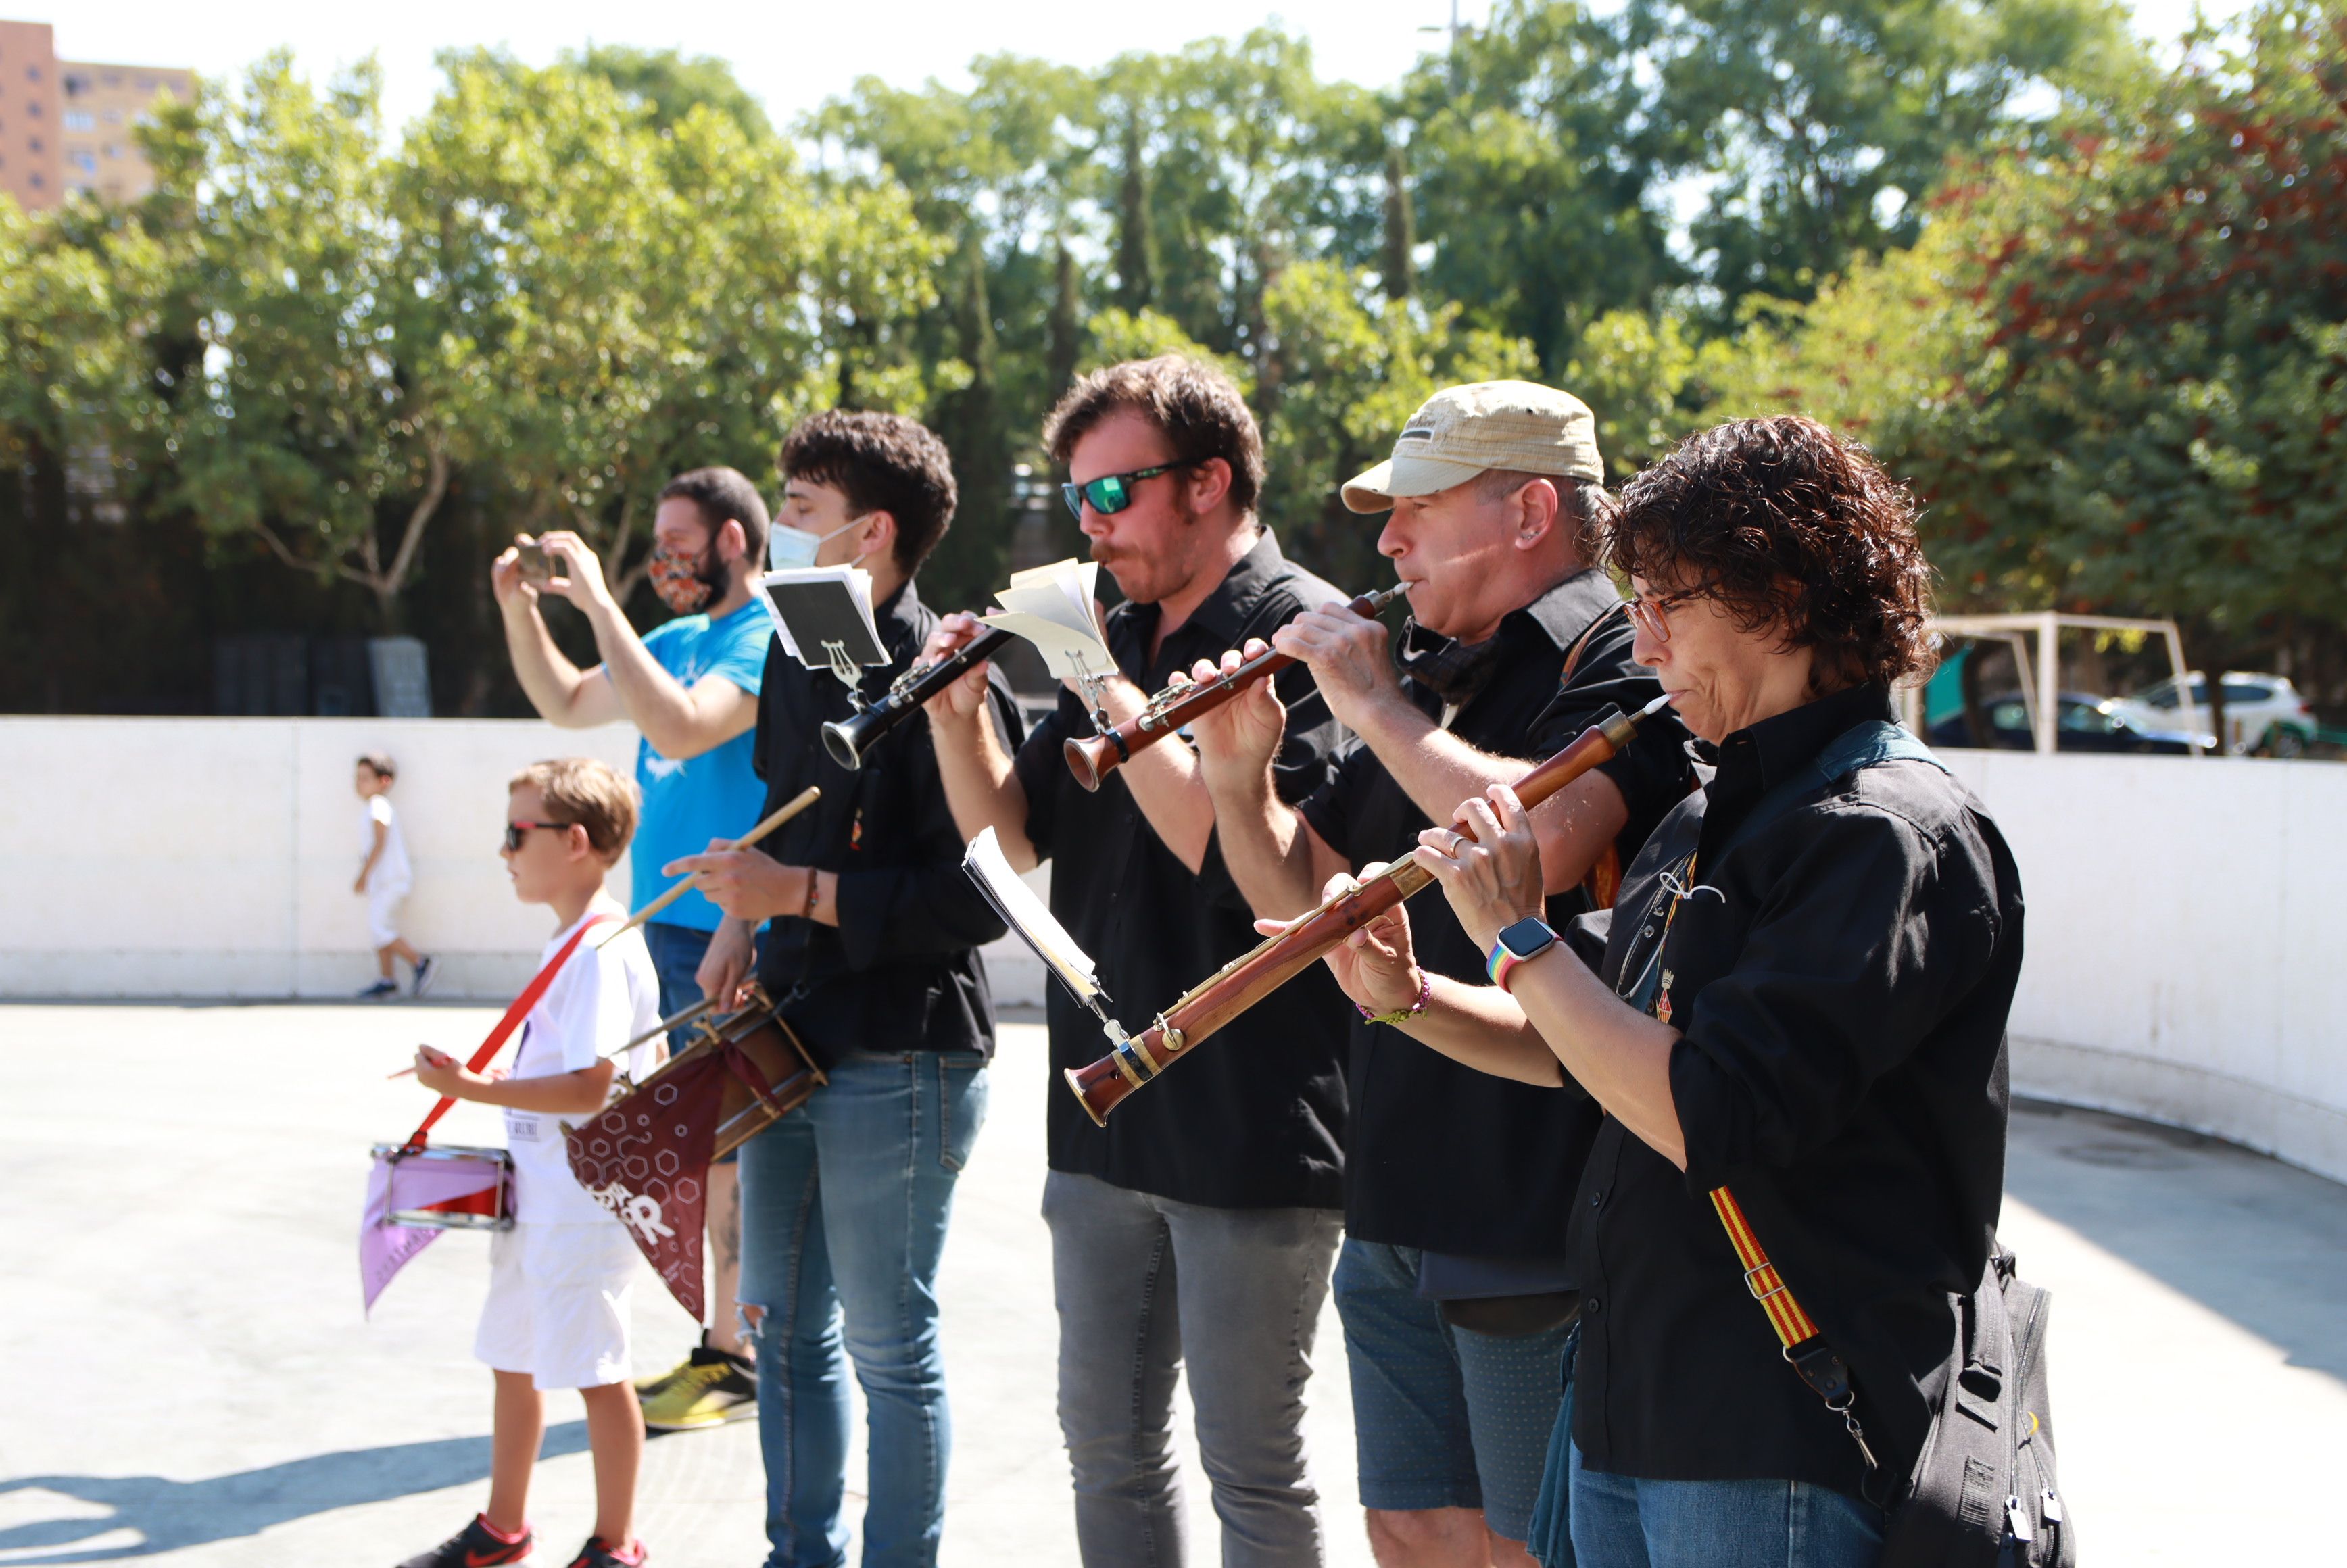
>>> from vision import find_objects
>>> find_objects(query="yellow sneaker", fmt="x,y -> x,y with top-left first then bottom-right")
638,1346 -> 758,1431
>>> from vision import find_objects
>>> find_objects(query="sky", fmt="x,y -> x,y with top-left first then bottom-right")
27,0 -> 2265,140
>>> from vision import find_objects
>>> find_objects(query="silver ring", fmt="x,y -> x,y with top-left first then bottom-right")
1447,831 -> 1466,856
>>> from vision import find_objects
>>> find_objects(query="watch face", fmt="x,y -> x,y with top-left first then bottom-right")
1499,916 -> 1556,959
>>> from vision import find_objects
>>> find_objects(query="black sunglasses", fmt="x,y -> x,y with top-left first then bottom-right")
1061,460 -> 1195,519
503,820 -> 576,852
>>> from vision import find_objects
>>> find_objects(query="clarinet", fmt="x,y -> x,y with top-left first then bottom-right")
1061,694 -> 1674,1125
821,628 -> 1018,770
1063,584 -> 1406,792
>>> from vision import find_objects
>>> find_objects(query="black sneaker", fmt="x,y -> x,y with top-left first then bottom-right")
358,979 -> 399,1001
396,1513 -> 533,1567
564,1538 -> 645,1568
412,956 -> 439,997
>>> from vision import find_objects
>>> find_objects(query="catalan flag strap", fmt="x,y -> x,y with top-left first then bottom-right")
1708,1185 -> 1823,1351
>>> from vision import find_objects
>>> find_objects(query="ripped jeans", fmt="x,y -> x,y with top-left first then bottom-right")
735,1049 -> 988,1568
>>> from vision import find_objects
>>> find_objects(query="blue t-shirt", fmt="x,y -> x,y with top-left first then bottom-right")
631,599 -> 772,931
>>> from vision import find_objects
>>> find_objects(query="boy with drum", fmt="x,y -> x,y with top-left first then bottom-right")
400,758 -> 663,1568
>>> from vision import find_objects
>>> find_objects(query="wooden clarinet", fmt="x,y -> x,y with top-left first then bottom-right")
1063,585 -> 1406,792
1062,694 -> 1672,1125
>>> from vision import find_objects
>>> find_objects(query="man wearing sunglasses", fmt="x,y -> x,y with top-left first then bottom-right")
1184,382 -> 1694,1568
922,355 -> 1353,1567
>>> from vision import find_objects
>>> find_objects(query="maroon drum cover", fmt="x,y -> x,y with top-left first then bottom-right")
564,1050 -> 728,1320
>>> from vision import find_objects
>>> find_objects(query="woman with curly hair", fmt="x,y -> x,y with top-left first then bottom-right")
1291,416 -> 2027,1567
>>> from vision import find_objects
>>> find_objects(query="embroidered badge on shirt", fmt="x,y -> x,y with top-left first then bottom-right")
1656,969 -> 1674,1025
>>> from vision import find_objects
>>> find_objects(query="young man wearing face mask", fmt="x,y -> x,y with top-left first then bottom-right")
660,410 -> 1024,1568
493,464 -> 775,1428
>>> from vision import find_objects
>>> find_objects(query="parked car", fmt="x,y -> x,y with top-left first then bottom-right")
2107,671 -> 2317,756
1927,691 -> 2212,754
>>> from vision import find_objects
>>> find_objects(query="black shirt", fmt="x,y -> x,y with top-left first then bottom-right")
1296,569 -> 1693,1256
1566,682 -> 2024,1497
1014,529 -> 1352,1210
752,581 -> 1027,1066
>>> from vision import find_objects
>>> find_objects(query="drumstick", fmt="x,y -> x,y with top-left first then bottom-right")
387,790 -> 818,1079
388,992 -> 721,1081
596,785 -> 821,948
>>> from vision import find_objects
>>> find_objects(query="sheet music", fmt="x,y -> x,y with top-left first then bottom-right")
980,558 -> 1113,684
963,827 -> 1107,1008
756,568 -> 887,671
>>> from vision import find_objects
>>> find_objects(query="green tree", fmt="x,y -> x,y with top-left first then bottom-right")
1629,0 -> 2146,315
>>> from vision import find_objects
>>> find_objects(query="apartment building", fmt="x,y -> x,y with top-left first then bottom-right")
0,18 -> 191,212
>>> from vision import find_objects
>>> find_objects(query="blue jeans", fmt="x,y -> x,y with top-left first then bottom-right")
1566,1436 -> 1885,1568
736,1049 -> 989,1568
1332,1238 -> 1574,1542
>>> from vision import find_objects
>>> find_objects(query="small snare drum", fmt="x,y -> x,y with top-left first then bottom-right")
368,1142 -> 514,1231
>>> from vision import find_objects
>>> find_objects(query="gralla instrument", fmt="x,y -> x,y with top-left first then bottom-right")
1062,693 -> 1673,1125
1063,585 -> 1405,792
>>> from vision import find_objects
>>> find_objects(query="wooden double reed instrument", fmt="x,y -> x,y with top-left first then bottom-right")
1063,585 -> 1407,793
1063,694 -> 1673,1125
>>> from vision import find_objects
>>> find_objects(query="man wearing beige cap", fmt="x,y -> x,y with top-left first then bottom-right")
1188,381 -> 1692,1566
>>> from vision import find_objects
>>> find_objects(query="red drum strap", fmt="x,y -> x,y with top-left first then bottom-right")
401,914 -> 616,1152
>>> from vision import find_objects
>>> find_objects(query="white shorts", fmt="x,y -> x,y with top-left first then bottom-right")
366,883 -> 410,948
473,1221 -> 640,1390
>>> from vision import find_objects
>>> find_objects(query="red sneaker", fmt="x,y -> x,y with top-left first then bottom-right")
396,1513 -> 533,1567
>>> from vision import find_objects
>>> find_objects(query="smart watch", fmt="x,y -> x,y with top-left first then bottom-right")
1486,916 -> 1559,994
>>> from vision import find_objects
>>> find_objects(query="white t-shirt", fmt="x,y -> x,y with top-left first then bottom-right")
503,897 -> 661,1226
362,794 -> 412,893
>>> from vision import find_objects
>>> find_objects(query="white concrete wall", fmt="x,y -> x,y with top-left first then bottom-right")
0,718 -> 641,1000
1939,750 -> 2347,1183
3,719 -> 2340,1179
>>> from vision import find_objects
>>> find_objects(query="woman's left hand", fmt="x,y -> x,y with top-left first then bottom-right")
1413,785 -> 1546,953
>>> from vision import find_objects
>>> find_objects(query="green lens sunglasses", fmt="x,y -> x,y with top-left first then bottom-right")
1061,460 -> 1194,519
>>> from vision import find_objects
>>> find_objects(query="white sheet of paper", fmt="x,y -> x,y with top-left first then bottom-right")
963,827 -> 1103,1006
982,558 -> 1111,681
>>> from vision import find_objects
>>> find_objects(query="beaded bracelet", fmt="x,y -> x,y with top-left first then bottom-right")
1355,969 -> 1432,1027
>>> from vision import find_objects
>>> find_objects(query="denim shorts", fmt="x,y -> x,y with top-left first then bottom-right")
1334,1237 -> 1576,1542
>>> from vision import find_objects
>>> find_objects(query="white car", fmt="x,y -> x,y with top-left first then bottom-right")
2109,672 -> 2317,756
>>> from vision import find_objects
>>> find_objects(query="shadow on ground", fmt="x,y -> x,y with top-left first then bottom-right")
2006,1098 -> 2347,1381
0,1423 -> 588,1563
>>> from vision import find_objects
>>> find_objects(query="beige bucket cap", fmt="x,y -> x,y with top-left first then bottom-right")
1341,380 -> 1604,513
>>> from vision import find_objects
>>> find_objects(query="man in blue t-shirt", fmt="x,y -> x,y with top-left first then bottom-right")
493,464 -> 775,1430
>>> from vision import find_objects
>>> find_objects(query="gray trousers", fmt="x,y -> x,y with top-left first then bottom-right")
1042,1169 -> 1344,1568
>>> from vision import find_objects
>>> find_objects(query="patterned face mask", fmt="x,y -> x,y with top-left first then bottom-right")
648,540 -> 725,614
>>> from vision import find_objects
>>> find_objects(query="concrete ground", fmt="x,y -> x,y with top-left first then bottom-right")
1,1004 -> 2342,1566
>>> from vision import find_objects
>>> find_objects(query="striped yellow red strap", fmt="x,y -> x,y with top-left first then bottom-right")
1710,1185 -> 1822,1349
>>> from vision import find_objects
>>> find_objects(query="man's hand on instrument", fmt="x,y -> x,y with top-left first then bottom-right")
662,843 -> 807,924
1415,785 -> 1545,952
1183,639 -> 1286,778
532,529 -> 617,614
919,611 -> 994,725
697,918 -> 756,1008
1269,598 -> 1401,731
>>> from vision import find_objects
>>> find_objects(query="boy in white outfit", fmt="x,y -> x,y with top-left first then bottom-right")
354,753 -> 435,998
402,757 -> 662,1568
